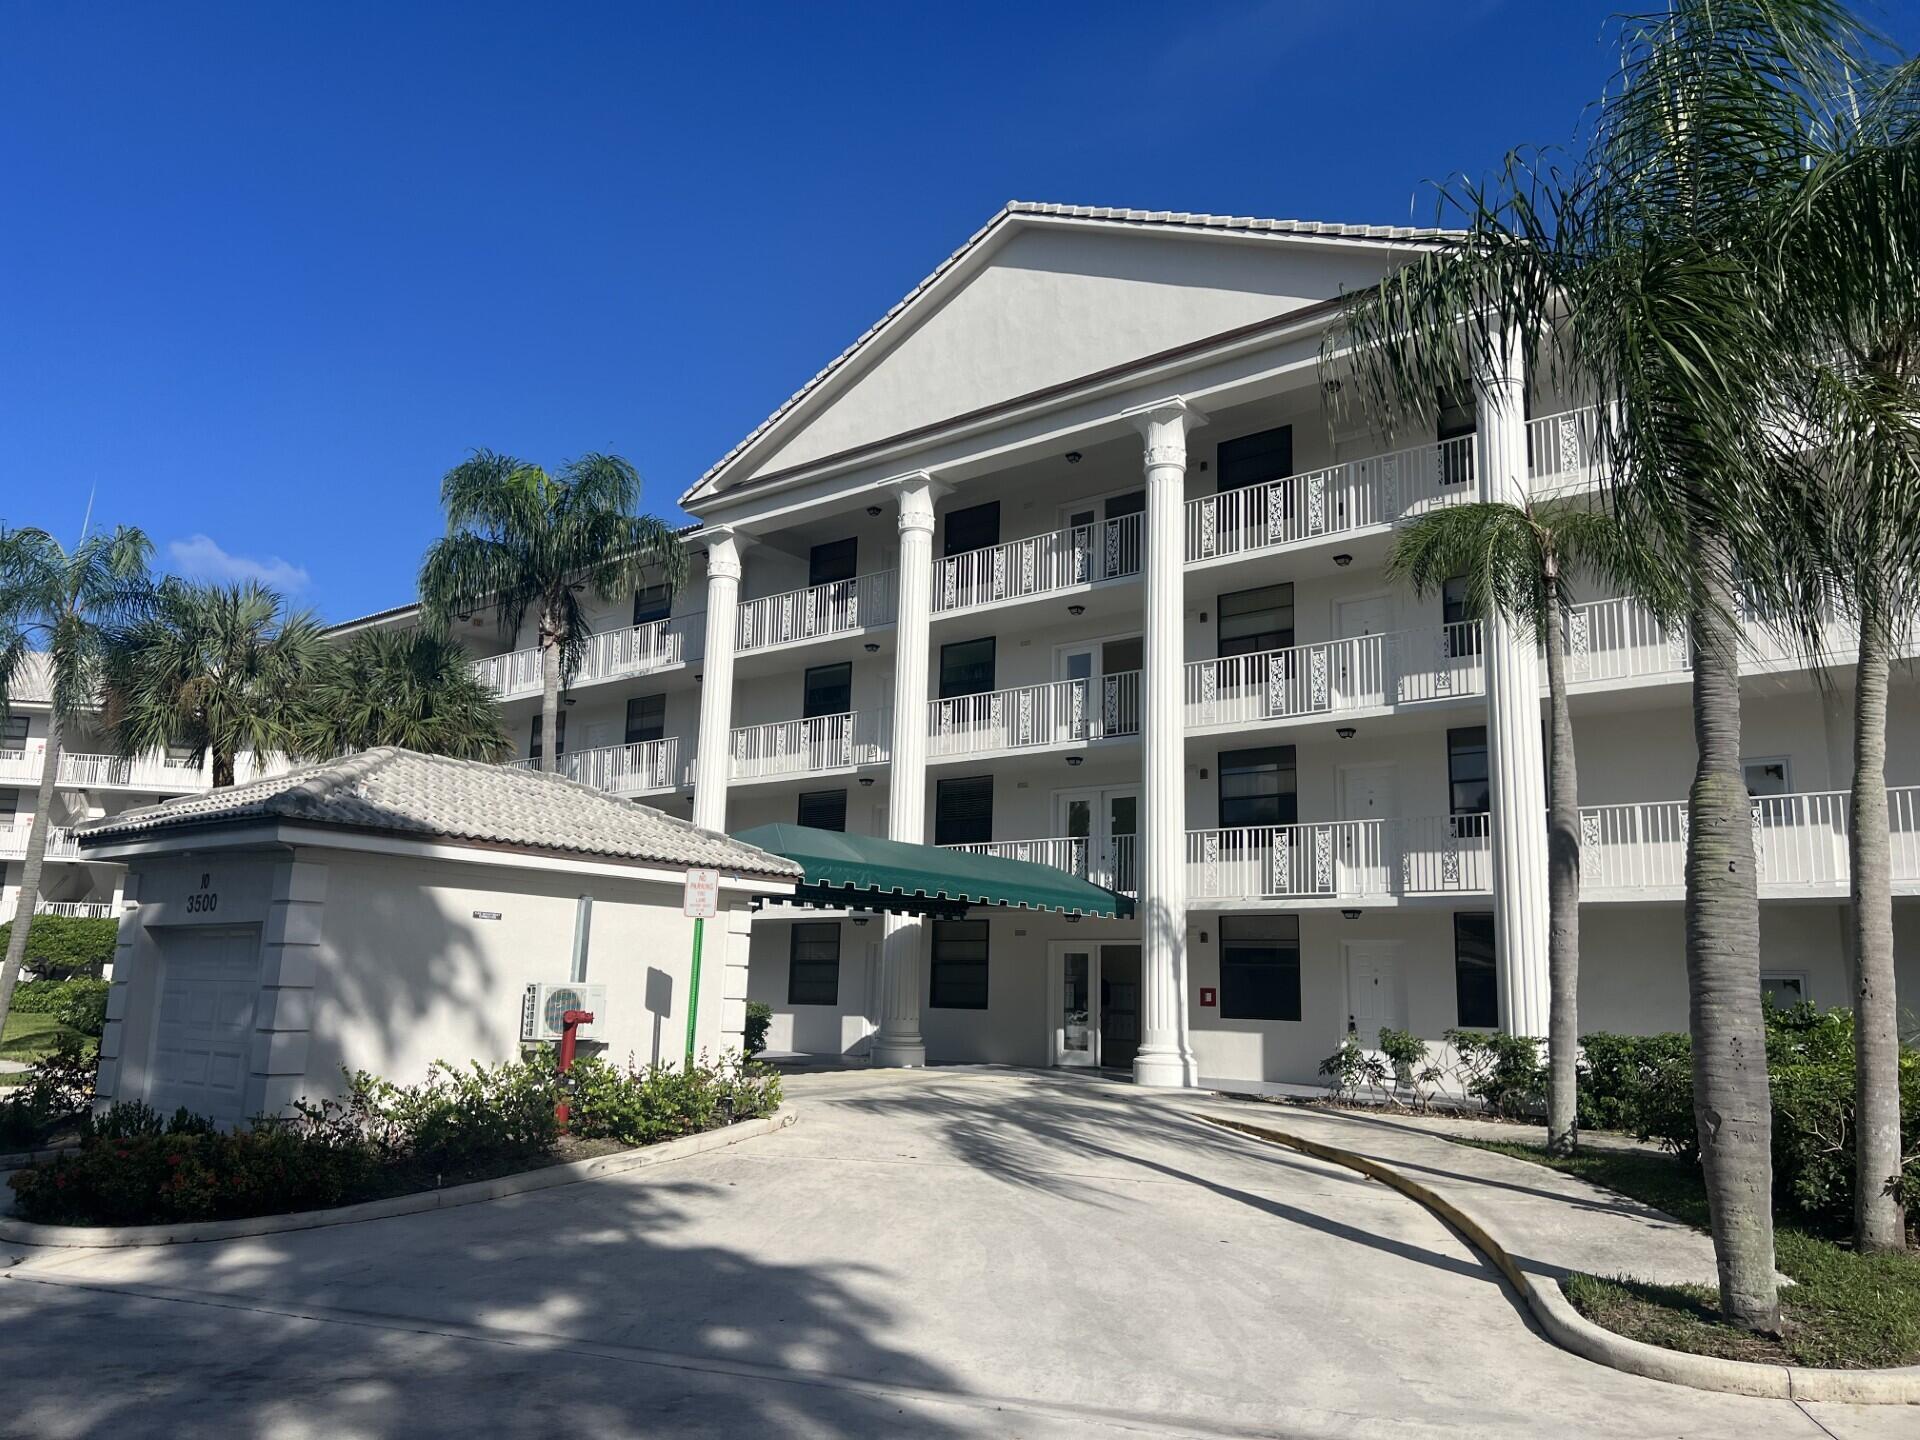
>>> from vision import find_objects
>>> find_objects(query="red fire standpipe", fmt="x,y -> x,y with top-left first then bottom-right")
555,1009 -> 594,1131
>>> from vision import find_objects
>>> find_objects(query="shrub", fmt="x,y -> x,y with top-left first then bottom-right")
0,1038 -> 97,1150
1377,1028 -> 1445,1111
0,915 -> 117,979
10,978 -> 109,1035
1446,1029 -> 1546,1118
744,1001 -> 772,1059
1576,1031 -> 1695,1154
1317,1035 -> 1386,1102
566,1051 -> 782,1145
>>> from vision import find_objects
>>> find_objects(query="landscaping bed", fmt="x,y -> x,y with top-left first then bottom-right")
7,1051 -> 782,1228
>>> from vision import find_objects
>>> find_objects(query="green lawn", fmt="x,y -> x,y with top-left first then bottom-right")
0,1010 -> 92,1066
1464,1138 -> 1920,1369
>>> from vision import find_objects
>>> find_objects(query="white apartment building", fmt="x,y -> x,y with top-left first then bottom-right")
438,201 -> 1920,1093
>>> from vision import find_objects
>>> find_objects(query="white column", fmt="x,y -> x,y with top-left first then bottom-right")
1125,398 -> 1203,1088
692,529 -> 743,835
872,473 -> 938,1066
1476,331 -> 1551,1037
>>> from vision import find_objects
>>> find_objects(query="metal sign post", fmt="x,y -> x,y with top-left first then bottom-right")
682,868 -> 720,1068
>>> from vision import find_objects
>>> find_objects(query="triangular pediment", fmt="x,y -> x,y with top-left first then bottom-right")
689,207 -> 1438,502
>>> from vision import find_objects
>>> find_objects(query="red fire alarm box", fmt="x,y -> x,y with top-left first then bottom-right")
1199,987 -> 1217,1008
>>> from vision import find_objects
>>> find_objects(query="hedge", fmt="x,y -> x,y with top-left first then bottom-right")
0,915 -> 118,979
11,979 -> 110,1035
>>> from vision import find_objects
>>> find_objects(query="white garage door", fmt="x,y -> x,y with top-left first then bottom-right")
147,927 -> 261,1129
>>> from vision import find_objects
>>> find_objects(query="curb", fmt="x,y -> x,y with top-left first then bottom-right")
1194,1111 -> 1920,1405
0,1106 -> 797,1249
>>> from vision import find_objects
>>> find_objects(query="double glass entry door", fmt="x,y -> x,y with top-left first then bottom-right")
1059,787 -> 1137,895
1052,942 -> 1142,1071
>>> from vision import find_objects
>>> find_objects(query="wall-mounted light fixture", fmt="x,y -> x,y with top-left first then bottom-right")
1336,727 -> 1357,741
1064,451 -> 1082,464
864,642 -> 880,653
1341,908 -> 1362,920
1332,553 -> 1353,568
866,505 -> 883,517
1065,755 -> 1084,767
859,776 -> 875,787
851,912 -> 871,927
1068,604 -> 1086,617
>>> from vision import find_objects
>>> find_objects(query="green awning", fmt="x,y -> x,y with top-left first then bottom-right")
733,824 -> 1133,920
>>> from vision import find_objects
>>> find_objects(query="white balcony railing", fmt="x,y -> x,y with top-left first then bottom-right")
737,571 -> 897,652
507,737 -> 689,796
1185,435 -> 1475,566
0,823 -> 82,862
1580,787 -> 1920,893
57,752 -> 205,791
939,833 -> 1139,897
1526,406 -> 1606,490
1558,593 -> 1882,687
1187,814 -> 1492,902
934,513 -> 1143,614
927,672 -> 1142,758
1185,623 -> 1483,730
32,900 -> 117,919
472,614 -> 703,701
729,709 -> 891,781
0,748 -> 41,784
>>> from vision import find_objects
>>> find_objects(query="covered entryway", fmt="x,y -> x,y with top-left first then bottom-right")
147,926 -> 260,1129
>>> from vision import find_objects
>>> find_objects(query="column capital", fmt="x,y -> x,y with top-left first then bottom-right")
700,526 -> 746,582
1123,396 -> 1208,471
887,470 -> 947,536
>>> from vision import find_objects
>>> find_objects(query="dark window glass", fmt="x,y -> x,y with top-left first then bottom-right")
530,711 -> 565,760
938,637 -> 996,699
934,775 -> 994,846
1454,912 -> 1498,1027
796,790 -> 847,831
0,716 -> 27,752
809,538 -> 858,587
943,501 -> 1000,558
1441,577 -> 1483,656
1447,727 -> 1490,815
632,583 -> 672,627
1219,914 -> 1301,1021
789,921 -> 842,1006
1217,426 -> 1293,492
1218,584 -> 1295,658
930,919 -> 989,1009
1218,746 -> 1297,829
1437,389 -> 1476,487
1105,489 -> 1145,518
803,662 -> 853,719
624,695 -> 665,745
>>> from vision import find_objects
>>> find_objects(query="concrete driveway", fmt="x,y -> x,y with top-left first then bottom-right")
0,1069 -> 1908,1439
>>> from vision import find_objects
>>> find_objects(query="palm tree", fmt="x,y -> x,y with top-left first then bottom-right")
417,452 -> 687,774
0,524 -> 153,1031
297,626 -> 508,761
106,580 -> 328,787
1388,498 -> 1680,1156
1330,0 -> 1871,1330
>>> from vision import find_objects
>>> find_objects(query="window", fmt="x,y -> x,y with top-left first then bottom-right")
788,922 -> 842,1006
1218,584 -> 1295,659
530,711 -> 565,760
796,789 -> 847,831
1454,912 -> 1499,1027
1217,425 -> 1294,492
0,716 -> 26,753
1743,758 -> 1792,798
803,662 -> 852,719
1437,387 -> 1476,486
943,501 -> 1000,558
1441,576 -> 1483,657
939,637 -> 996,699
1761,970 -> 1810,1007
165,743 -> 198,766
1218,746 -> 1297,829
1219,914 -> 1301,1021
632,583 -> 672,627
930,920 -> 989,1009
809,538 -> 858,588
624,695 -> 665,745
934,775 -> 994,846
1447,727 -> 1490,815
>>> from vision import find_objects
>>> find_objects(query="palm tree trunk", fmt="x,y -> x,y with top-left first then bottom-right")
1685,541 -> 1779,1332
212,748 -> 237,787
539,629 -> 560,775
1542,599 -> 1581,1156
0,715 -> 65,1031
1848,606 -> 1904,1252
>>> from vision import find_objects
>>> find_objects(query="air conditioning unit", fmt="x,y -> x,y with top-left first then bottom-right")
521,983 -> 607,1042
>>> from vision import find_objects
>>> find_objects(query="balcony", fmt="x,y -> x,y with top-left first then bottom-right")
0,749 -> 205,792
1580,787 -> 1920,898
729,709 -> 891,783
737,571 -> 897,653
927,672 -> 1141,761
506,736 -> 689,798
473,614 -> 703,701
0,822 -> 82,862
1187,814 -> 1492,905
1185,623 -> 1483,735
933,513 -> 1143,616
1557,595 -> 1885,690
1527,406 -> 1606,493
939,834 -> 1138,897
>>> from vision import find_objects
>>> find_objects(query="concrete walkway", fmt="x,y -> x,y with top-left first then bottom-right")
0,1068 -> 1910,1438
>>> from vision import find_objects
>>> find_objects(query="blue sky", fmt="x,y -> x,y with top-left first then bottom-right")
4,1 -> 1915,623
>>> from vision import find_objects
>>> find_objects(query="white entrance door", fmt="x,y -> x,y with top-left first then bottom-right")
1338,763 -> 1396,895
1335,594 -> 1393,707
1344,941 -> 1405,1045
148,927 -> 261,1129
1057,787 -> 1137,892
1050,942 -> 1098,1067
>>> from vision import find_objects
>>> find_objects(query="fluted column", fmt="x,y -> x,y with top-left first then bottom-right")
1126,398 -> 1204,1088
872,473 -> 938,1066
692,529 -> 743,834
1475,332 -> 1551,1037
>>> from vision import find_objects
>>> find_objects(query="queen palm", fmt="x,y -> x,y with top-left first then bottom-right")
417,451 -> 687,774
1388,497 -> 1678,1156
297,626 -> 508,762
1331,0 -> 1870,1330
107,579 -> 328,787
0,524 -> 154,1032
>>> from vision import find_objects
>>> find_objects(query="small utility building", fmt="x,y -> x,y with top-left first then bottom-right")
77,748 -> 801,1128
